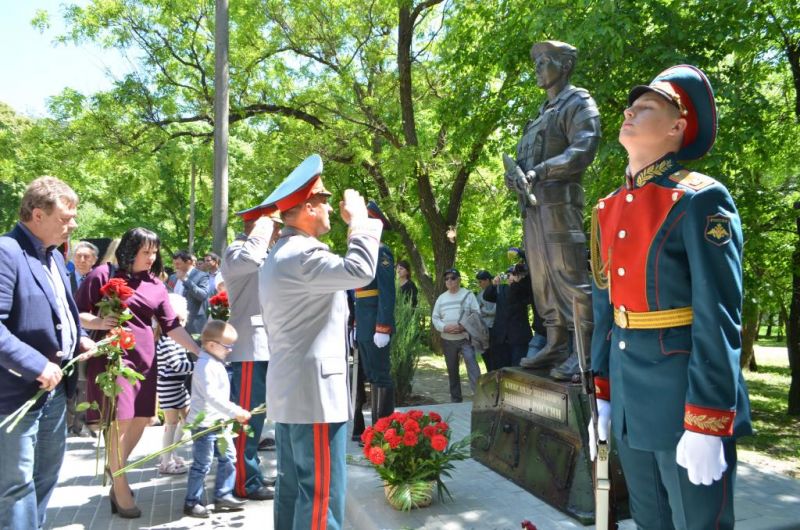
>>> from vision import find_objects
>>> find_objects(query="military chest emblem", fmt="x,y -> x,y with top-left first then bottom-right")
381,257 -> 391,267
705,215 -> 732,246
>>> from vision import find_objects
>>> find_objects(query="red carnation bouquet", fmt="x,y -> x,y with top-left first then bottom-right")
208,291 -> 229,321
96,277 -> 135,322
361,409 -> 472,510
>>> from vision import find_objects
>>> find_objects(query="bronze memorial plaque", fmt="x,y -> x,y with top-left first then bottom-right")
501,378 -> 568,423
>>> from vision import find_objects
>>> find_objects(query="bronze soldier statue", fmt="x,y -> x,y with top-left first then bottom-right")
507,40 -> 601,380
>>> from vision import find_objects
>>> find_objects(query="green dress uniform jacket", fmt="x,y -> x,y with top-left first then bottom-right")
591,154 -> 752,451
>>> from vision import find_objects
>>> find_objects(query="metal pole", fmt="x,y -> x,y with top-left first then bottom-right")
213,0 -> 229,255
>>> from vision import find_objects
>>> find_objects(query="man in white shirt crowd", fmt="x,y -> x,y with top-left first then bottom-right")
431,268 -> 482,402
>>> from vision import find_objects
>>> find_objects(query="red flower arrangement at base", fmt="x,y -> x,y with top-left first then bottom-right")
208,291 -> 229,321
361,409 -> 472,511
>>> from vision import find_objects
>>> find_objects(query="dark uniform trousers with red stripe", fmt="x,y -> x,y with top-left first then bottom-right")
274,422 -> 346,530
229,360 -> 269,496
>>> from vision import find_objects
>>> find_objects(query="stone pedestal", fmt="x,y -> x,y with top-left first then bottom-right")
471,368 -> 628,525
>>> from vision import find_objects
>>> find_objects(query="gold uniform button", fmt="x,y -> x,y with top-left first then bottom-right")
618,230 -> 627,238
672,191 -> 680,202
618,267 -> 626,276
598,201 -> 605,209
619,341 -> 627,350
625,193 -> 634,203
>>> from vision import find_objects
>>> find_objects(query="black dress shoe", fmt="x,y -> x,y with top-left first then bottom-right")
183,503 -> 210,518
214,494 -> 247,511
245,485 -> 275,501
257,437 -> 276,451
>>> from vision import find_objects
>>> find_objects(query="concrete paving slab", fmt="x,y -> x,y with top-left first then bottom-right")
344,403 -> 800,530
47,402 -> 800,529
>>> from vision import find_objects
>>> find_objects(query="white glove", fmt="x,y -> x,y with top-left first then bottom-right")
373,332 -> 390,348
676,430 -> 727,486
588,398 -> 611,461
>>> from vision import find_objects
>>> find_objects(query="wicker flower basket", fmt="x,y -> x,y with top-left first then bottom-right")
383,480 -> 435,510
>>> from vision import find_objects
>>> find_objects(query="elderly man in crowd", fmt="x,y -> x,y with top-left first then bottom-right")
0,176 -> 94,529
65,240 -> 101,437
431,268 -> 482,402
68,241 -> 99,293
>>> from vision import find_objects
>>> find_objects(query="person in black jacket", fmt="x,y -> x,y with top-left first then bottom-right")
483,263 -> 533,368
396,259 -> 418,308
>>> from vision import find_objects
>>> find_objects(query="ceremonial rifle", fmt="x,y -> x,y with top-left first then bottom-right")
503,154 -> 537,217
572,296 -> 615,530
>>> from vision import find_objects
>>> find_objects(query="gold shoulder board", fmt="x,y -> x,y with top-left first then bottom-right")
668,170 -> 715,191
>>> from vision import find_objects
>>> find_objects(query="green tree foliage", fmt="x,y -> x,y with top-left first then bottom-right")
1,0 -> 798,369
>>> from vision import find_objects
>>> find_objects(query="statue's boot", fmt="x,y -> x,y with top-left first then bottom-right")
519,327 -> 569,370
549,354 -> 582,382
375,386 -> 395,420
550,328 -> 592,382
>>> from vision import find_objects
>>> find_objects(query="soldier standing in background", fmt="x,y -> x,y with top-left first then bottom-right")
354,201 -> 396,425
508,40 -> 601,381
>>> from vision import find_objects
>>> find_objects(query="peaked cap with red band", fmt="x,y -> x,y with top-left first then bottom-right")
366,200 -> 392,230
628,65 -> 717,161
261,154 -> 332,213
235,202 -> 278,222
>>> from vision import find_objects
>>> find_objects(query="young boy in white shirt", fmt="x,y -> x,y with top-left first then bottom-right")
183,320 -> 251,518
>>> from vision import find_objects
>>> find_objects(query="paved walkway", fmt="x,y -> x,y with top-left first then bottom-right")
48,404 -> 800,529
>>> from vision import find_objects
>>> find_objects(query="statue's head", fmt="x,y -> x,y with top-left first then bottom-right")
530,40 -> 577,90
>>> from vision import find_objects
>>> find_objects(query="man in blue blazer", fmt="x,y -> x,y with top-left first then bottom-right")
0,176 -> 93,529
168,250 -> 210,335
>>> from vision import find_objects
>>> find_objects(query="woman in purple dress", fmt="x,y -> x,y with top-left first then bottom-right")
76,227 -> 200,518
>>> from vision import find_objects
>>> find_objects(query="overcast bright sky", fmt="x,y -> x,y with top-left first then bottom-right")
0,0 -> 131,117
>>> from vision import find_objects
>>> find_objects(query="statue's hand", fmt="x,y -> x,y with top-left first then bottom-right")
515,171 -> 535,194
504,165 -> 519,190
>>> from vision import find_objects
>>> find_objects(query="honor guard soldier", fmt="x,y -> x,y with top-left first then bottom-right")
589,65 -> 752,529
354,201 -> 396,426
259,154 -> 384,530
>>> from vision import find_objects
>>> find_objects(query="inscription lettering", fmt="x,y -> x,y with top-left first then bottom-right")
501,380 -> 567,423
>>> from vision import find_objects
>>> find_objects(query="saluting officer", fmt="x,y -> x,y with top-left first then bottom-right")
590,65 -> 752,529
221,203 -> 281,501
259,154 -> 384,530
354,201 -> 396,427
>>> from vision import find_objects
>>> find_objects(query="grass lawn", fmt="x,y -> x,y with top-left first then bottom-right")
738,345 -> 800,470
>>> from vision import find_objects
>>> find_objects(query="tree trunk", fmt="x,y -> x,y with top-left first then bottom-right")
765,313 -> 772,338
740,300 -> 759,371
787,202 -> 800,415
188,160 -> 196,254
212,0 -> 229,255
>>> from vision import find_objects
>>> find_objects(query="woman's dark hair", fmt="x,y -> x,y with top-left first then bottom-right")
116,227 -> 163,276
396,259 -> 412,277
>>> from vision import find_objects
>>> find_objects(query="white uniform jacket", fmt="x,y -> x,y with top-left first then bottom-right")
260,220 -> 383,424
221,232 -> 271,363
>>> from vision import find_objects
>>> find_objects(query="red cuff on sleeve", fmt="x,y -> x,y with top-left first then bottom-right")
375,324 -> 393,334
594,376 -> 610,401
684,404 -> 735,436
